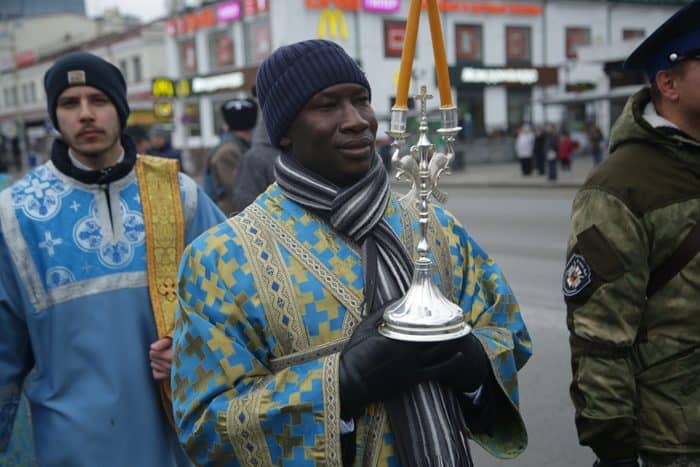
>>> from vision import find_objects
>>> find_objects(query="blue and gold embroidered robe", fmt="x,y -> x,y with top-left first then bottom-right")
173,184 -> 532,466
0,160 -> 225,466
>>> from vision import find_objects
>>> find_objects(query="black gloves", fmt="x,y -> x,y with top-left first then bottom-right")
594,458 -> 639,467
427,332 -> 491,393
338,310 -> 437,419
338,309 -> 491,419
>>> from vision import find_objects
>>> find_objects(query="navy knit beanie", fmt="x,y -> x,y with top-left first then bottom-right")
255,40 -> 371,148
44,52 -> 130,131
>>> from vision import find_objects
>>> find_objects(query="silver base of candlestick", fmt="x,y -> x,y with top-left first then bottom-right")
379,259 -> 471,342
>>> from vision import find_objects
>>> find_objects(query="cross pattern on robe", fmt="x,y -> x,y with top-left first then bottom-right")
39,231 -> 63,256
26,178 -> 50,199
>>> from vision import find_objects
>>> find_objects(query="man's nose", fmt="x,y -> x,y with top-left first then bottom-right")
78,99 -> 95,120
340,102 -> 370,131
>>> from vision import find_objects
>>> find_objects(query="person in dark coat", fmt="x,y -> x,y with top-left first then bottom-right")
231,122 -> 279,212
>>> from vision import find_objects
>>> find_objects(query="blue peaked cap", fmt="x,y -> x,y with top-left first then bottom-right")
624,0 -> 700,82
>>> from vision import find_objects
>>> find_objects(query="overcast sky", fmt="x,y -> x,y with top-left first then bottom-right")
84,0 -> 167,22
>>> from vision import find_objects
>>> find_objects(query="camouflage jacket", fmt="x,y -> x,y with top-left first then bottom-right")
173,184 -> 532,466
565,88 -> 700,459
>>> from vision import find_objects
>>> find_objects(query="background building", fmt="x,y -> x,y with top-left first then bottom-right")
0,0 -> 86,19
0,0 -> 690,172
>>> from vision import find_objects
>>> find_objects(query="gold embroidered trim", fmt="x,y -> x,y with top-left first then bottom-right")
229,214 -> 309,356
135,155 -> 184,425
363,404 -> 389,466
323,354 -> 343,467
268,338 -> 350,373
226,378 -> 275,467
247,204 -> 364,321
136,155 -> 184,338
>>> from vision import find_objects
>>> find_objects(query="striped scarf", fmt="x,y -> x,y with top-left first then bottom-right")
275,153 -> 473,467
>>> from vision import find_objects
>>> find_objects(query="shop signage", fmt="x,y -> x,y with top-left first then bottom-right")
217,1 -> 241,23
153,100 -> 173,118
152,78 -> 176,98
244,0 -> 269,16
434,2 -> 543,15
306,0 -> 360,9
318,9 -> 349,40
151,78 -> 192,98
449,65 -> 558,86
307,0 -> 542,15
14,50 -> 36,68
167,8 -> 216,36
363,0 -> 401,12
307,0 -> 399,12
192,71 -> 245,94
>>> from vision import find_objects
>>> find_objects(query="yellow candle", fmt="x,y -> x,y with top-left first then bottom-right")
426,0 -> 453,107
393,0 -> 422,110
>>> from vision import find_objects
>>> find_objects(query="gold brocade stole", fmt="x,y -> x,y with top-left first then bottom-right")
135,155 -> 184,427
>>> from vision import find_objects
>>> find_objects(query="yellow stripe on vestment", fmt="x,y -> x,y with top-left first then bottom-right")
135,155 -> 184,426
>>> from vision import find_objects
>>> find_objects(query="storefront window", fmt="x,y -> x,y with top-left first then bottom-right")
457,87 -> 485,138
180,39 -> 198,75
384,20 -> 406,58
622,29 -> 645,40
507,87 -> 532,131
565,27 -> 590,59
209,29 -> 235,70
505,26 -> 531,65
132,56 -> 142,83
182,101 -> 201,137
455,24 -> 482,63
244,16 -> 272,64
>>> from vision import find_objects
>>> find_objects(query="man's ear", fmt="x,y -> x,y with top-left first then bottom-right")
655,69 -> 681,102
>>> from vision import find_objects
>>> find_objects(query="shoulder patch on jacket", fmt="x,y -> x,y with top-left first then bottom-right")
563,254 -> 592,297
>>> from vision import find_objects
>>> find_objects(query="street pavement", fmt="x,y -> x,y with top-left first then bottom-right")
434,185 -> 591,467
427,154 -> 597,189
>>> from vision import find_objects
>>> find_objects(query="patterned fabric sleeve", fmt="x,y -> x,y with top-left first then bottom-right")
439,207 -> 532,458
172,228 -> 342,467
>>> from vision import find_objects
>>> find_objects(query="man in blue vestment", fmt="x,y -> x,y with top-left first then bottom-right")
0,51 -> 225,466
172,40 -> 531,466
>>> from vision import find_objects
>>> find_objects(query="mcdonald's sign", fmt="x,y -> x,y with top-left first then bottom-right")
318,8 -> 349,40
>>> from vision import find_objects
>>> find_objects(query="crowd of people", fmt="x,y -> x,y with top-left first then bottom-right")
514,122 -> 604,180
0,1 -> 699,466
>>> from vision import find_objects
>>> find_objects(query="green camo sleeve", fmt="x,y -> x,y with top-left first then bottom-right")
565,188 -> 649,459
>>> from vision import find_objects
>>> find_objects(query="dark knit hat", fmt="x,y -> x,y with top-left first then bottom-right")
255,39 -> 371,148
221,98 -> 258,131
44,52 -> 130,131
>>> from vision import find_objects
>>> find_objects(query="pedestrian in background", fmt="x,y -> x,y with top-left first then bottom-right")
557,130 -> 575,171
533,126 -> 547,176
172,39 -> 531,467
563,2 -> 700,466
231,121 -> 278,213
546,123 -> 559,181
149,125 -> 183,168
204,97 -> 257,216
0,51 -> 224,466
515,123 -> 535,175
588,123 -> 605,165
125,124 -> 151,155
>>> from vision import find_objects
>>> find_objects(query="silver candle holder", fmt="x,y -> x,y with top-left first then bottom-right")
379,85 -> 471,342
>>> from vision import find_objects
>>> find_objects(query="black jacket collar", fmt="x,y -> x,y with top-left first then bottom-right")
51,134 -> 137,185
